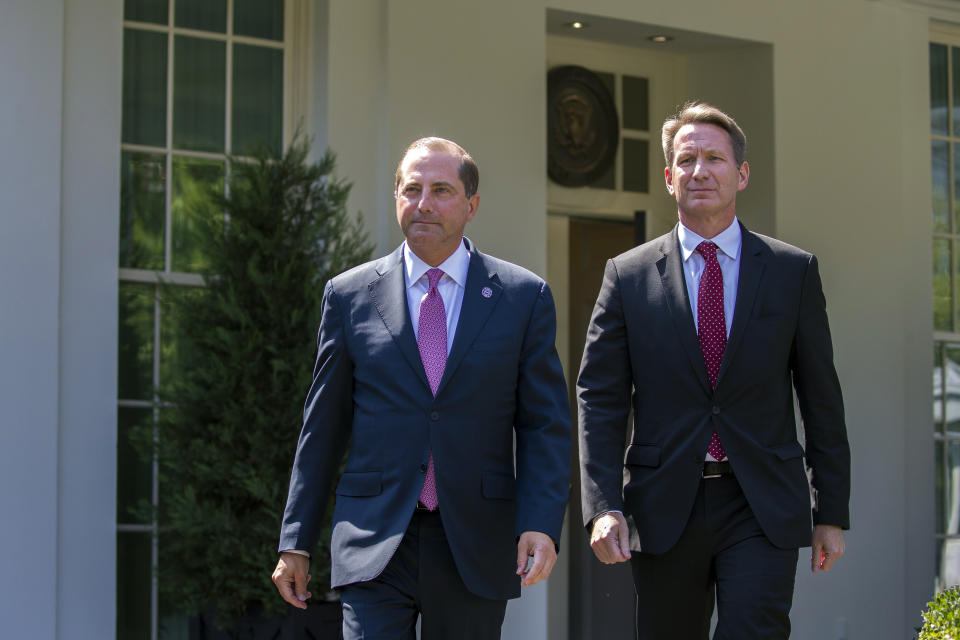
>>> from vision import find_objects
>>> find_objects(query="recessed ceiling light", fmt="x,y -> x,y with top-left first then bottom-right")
565,21 -> 588,29
648,35 -> 673,43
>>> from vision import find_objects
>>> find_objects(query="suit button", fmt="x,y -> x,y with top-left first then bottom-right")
420,464 -> 427,472
712,405 -> 720,415
430,411 -> 439,421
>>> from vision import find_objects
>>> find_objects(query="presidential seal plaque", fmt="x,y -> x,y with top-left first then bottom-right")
547,65 -> 619,187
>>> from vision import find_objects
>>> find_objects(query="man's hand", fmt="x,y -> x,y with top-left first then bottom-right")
516,531 -> 557,587
590,512 -> 631,564
811,524 -> 845,573
272,552 -> 312,609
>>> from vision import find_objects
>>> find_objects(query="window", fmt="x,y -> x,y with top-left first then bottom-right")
117,1 -> 287,637
931,32 -> 960,592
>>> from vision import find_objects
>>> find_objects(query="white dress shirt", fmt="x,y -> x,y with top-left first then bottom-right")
403,239 -> 470,353
676,217 -> 741,340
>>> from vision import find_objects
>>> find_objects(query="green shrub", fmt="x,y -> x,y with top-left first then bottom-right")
134,137 -> 373,626
918,585 -> 960,639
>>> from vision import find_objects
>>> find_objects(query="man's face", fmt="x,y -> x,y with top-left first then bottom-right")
665,123 -> 749,227
395,147 -> 479,266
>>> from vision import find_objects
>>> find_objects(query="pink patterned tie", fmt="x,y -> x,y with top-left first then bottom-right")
417,268 -> 446,510
696,242 -> 727,461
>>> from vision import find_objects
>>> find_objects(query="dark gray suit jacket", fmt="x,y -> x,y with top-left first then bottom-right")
279,239 -> 571,600
577,223 -> 849,553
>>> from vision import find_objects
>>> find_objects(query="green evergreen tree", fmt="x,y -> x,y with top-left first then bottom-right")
139,137 -> 373,626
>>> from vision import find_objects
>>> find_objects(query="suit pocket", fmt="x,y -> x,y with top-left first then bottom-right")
770,441 -> 805,460
624,444 -> 661,467
481,471 -> 516,500
335,471 -> 382,496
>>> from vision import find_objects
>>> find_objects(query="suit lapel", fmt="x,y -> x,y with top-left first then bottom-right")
657,226 -> 712,395
436,243 -> 502,397
369,246 -> 431,391
716,223 -> 767,385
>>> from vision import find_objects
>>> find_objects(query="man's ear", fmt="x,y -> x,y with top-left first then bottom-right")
664,166 -> 675,196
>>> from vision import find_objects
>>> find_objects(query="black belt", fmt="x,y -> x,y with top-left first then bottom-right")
415,502 -> 439,512
702,461 -> 733,479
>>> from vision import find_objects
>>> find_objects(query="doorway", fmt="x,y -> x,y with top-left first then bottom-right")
566,215 -> 642,639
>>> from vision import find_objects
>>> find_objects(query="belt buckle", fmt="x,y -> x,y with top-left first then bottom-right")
702,472 -> 722,479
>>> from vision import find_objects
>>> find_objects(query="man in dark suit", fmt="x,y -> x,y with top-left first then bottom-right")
577,102 -> 850,639
271,137 -> 571,639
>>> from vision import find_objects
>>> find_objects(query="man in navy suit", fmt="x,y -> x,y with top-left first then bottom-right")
578,103 -> 850,639
272,137 -> 571,639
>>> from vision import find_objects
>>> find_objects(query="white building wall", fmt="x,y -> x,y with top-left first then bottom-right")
0,2 -> 65,638
57,0 -> 122,638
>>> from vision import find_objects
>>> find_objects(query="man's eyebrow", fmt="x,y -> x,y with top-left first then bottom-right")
429,180 -> 458,190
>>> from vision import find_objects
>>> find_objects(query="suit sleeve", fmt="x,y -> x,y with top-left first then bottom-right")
576,259 -> 634,529
278,279 -> 354,553
513,281 -> 573,544
792,255 -> 850,529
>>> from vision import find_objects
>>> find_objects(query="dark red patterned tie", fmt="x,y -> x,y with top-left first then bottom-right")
696,242 -> 727,461
417,268 -> 446,510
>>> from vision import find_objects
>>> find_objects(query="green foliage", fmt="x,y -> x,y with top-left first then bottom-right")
918,585 -> 960,640
137,137 -> 372,626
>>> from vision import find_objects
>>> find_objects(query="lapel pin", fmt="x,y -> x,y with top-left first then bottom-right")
481,286 -> 493,298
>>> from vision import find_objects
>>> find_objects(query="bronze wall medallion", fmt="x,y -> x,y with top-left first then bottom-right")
547,65 -> 619,187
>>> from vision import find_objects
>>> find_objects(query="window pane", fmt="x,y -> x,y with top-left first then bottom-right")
933,43 -> 948,135
232,44 -> 283,156
117,532 -> 152,640
934,140 -> 950,233
125,0 -> 168,24
938,439 -> 945,533
622,138 -> 649,193
953,48 -> 960,137
123,29 -> 168,147
120,152 -> 166,270
948,441 -> 960,533
934,238 -> 952,331
948,346 -> 960,435
234,0 -> 284,41
171,156 -> 223,273
118,407 -> 153,524
119,283 -> 156,400
937,343 -> 945,434
174,0 -> 226,33
173,36 -> 225,152
159,285 -> 205,384
622,75 -> 649,131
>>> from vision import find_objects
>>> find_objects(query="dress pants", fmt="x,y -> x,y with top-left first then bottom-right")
630,474 -> 799,640
339,509 -> 508,640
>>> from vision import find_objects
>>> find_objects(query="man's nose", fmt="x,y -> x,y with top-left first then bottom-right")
692,157 -> 709,178
417,192 -> 433,212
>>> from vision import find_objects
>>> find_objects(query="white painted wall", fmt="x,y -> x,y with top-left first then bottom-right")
0,2 -> 65,638
57,1 -> 122,638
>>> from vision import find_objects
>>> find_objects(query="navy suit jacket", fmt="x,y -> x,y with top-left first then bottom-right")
577,223 -> 850,554
279,239 -> 571,600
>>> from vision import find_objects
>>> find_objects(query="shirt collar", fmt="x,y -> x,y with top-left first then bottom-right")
403,238 -> 471,289
677,217 -> 742,263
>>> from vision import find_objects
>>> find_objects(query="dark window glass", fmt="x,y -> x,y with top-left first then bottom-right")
117,532 -> 152,640
933,43 -> 949,135
171,157 -> 224,273
118,283 -> 156,400
622,75 -> 649,131
124,0 -> 168,25
117,407 -> 153,524
232,44 -> 283,156
173,36 -> 226,152
935,140 -> 950,233
174,0 -> 226,33
120,152 -> 166,270
935,238 -> 953,332
622,138 -> 649,193
234,0 -> 284,41
122,29 -> 168,147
